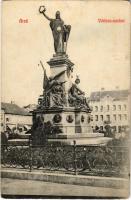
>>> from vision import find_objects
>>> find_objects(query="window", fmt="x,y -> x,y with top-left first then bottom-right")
91,115 -> 93,121
107,105 -> 110,111
90,106 -> 93,111
100,126 -> 103,131
113,114 -> 116,121
100,115 -> 103,121
106,115 -> 110,121
118,105 -> 121,111
124,104 -> 127,110
1,114 -> 3,121
95,106 -> 98,112
124,114 -> 127,120
113,126 -> 116,132
118,114 -> 122,120
118,126 -> 122,133
113,105 -> 116,111
100,106 -> 103,111
95,115 -> 98,121
6,118 -> 9,122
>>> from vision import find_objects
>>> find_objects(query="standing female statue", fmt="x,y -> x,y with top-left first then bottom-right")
39,6 -> 71,55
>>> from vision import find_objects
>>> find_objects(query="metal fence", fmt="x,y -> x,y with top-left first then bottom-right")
1,141 -> 129,178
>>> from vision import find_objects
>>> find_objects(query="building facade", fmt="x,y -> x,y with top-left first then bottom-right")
89,89 -> 130,133
1,102 -> 32,132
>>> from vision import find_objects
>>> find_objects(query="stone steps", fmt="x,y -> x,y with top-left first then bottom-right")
8,139 -> 29,146
17,134 -> 30,139
48,136 -> 112,146
48,133 -> 104,139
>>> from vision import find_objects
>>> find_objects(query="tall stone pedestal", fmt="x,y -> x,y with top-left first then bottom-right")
33,54 -> 112,146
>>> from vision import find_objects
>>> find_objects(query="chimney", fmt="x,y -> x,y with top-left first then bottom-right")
101,87 -> 105,91
115,86 -> 119,90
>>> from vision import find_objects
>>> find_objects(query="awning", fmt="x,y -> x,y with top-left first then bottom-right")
7,124 -> 16,130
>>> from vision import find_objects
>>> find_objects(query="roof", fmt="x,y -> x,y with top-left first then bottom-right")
89,90 -> 129,101
1,102 -> 32,116
23,104 -> 37,112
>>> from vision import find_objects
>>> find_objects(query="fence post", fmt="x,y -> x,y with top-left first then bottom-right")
29,139 -> 32,172
1,145 -> 6,165
73,140 -> 77,175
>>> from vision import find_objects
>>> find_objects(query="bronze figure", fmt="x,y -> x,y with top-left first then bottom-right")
39,6 -> 71,54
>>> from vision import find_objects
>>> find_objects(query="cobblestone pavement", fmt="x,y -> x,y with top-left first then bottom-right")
1,178 -> 129,198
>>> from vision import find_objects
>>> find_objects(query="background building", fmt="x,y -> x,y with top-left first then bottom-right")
89,89 -> 130,133
1,102 -> 32,132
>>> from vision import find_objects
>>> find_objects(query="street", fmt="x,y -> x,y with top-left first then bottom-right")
1,178 -> 129,198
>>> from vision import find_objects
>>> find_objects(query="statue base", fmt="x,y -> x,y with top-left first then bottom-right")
33,54 -> 112,146
33,107 -> 112,146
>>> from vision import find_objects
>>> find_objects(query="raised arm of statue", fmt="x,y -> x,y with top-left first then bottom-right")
42,12 -> 52,21
39,6 -> 52,21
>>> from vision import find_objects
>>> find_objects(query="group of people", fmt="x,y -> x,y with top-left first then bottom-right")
30,116 -> 62,145
1,127 -> 29,145
1,129 -> 19,145
93,125 -> 128,140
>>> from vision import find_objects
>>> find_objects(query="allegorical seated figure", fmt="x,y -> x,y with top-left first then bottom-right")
38,65 -> 67,108
68,76 -> 90,110
44,77 -> 66,107
46,77 -> 66,94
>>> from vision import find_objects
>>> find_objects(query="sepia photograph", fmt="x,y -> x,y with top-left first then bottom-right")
1,0 -> 130,198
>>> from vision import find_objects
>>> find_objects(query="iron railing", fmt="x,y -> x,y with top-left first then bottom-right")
1,141 -> 129,177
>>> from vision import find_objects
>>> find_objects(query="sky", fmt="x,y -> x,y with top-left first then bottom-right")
1,0 -> 130,107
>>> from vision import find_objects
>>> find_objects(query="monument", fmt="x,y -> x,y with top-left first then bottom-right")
31,6 -> 111,145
